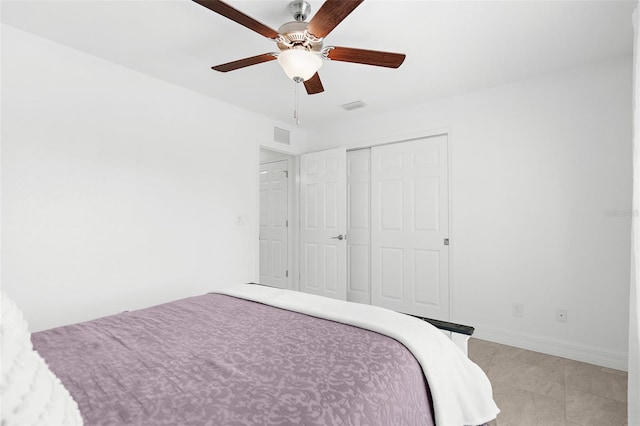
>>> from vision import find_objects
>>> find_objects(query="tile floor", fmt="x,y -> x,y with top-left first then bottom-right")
467,338 -> 628,426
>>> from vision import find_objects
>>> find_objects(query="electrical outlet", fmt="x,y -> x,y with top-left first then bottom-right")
512,303 -> 524,317
556,309 -> 568,323
235,213 -> 247,226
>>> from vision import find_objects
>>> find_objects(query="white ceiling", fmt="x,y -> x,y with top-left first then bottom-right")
2,0 -> 636,129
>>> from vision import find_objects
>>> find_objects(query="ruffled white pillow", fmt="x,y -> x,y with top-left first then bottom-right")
1,291 -> 83,426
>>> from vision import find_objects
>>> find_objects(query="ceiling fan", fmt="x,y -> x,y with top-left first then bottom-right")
192,0 -> 406,95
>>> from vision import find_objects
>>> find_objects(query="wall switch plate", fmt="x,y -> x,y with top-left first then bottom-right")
556,309 -> 568,323
512,303 -> 524,317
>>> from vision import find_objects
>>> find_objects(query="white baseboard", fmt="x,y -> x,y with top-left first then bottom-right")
473,325 -> 628,371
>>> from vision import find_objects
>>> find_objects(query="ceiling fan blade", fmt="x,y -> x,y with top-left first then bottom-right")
212,53 -> 277,72
192,0 -> 279,39
304,73 -> 325,95
326,46 -> 406,68
307,0 -> 364,39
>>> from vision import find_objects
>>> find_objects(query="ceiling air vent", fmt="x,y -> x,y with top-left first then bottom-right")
274,126 -> 291,145
341,101 -> 366,111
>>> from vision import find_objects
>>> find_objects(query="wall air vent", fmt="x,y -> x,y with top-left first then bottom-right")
341,101 -> 366,111
273,126 -> 291,145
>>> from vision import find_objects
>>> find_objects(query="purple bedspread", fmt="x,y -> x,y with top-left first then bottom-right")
32,294 -> 435,426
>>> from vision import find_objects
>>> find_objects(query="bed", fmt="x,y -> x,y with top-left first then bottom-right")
16,284 -> 498,425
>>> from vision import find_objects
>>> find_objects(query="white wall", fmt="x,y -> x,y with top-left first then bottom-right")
309,56 -> 633,369
1,25 -> 307,332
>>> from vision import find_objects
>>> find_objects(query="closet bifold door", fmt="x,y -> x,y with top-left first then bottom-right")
347,149 -> 372,304
370,135 -> 450,320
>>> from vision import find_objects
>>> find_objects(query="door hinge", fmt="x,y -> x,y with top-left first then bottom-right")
285,270 -> 289,278
284,170 -> 288,178
444,238 -> 449,246
286,220 -> 288,227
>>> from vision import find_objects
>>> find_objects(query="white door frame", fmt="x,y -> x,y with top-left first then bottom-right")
256,145 -> 300,290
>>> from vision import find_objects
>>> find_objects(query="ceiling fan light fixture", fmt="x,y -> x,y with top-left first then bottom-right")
277,48 -> 323,82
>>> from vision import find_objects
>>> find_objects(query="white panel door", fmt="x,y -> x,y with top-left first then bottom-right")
371,135 -> 449,319
347,149 -> 371,304
259,160 -> 289,289
300,147 -> 347,300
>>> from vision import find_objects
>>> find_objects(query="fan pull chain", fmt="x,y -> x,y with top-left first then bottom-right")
293,77 -> 302,126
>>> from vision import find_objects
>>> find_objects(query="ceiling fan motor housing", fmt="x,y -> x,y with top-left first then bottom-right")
276,21 -> 323,52
288,0 -> 311,22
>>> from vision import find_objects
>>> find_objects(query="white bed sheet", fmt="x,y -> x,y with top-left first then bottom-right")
216,284 -> 500,426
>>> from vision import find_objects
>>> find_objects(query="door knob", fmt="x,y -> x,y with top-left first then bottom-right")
331,234 -> 345,240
